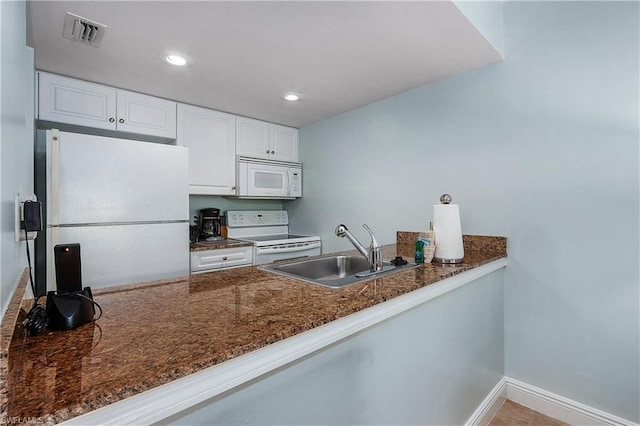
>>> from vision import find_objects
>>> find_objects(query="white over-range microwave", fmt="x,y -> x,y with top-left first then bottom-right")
237,157 -> 302,199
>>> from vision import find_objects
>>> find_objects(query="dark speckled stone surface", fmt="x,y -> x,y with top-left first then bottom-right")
2,236 -> 506,424
0,270 -> 28,423
190,238 -> 253,252
397,232 -> 507,261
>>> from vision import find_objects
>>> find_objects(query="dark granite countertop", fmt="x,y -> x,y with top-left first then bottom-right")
190,238 -> 253,252
1,235 -> 506,424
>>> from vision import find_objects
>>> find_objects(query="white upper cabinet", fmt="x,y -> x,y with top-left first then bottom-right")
177,104 -> 236,195
236,117 -> 270,159
115,89 -> 176,139
236,116 -> 299,162
38,71 -> 117,130
37,72 -> 176,139
270,124 -> 299,163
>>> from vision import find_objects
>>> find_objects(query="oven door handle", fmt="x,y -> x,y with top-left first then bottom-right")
256,241 -> 321,254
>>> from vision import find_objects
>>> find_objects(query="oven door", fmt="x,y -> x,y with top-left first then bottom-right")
254,240 -> 321,265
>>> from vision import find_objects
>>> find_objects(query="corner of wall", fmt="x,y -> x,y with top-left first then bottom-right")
453,0 -> 505,58
0,1 -> 32,319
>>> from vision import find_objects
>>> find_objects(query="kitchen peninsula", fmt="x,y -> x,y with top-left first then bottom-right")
2,236 -> 506,425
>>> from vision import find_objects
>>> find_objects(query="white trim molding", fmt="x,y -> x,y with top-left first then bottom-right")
506,378 -> 639,426
466,377 -> 639,426
465,377 -> 507,426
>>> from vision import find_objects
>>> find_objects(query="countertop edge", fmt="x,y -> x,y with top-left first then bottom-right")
0,269 -> 29,420
61,258 -> 508,425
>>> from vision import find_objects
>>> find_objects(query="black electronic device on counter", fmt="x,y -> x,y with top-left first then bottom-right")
54,243 -> 82,293
47,243 -> 99,330
46,287 -> 96,331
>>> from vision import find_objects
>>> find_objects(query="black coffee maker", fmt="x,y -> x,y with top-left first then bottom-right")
197,208 -> 222,241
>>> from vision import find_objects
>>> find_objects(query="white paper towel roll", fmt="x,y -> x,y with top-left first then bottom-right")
433,203 -> 464,263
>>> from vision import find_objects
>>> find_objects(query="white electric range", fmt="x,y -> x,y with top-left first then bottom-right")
226,210 -> 321,265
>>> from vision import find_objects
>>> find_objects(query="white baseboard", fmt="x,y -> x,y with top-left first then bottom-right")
465,377 -> 507,426
466,376 -> 639,426
506,377 -> 639,426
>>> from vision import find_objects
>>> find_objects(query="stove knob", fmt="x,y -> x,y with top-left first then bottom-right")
239,215 -> 244,221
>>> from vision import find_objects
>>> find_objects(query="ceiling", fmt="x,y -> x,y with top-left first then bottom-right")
27,1 -> 502,128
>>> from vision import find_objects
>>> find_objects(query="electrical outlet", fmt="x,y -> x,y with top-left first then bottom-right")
15,194 -> 39,242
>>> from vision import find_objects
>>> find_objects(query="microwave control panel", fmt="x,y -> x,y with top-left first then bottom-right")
226,210 -> 289,227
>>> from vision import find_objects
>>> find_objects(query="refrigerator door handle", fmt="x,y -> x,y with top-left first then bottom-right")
47,129 -> 62,292
52,220 -> 189,228
49,129 -> 61,227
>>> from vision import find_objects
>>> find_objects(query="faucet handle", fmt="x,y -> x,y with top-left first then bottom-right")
335,224 -> 348,237
362,224 -> 381,249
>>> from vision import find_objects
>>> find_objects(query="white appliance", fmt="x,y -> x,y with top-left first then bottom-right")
44,129 -> 189,290
237,157 -> 302,199
226,210 -> 321,265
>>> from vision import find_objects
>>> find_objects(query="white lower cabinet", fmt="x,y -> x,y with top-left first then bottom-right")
178,104 -> 236,195
190,246 -> 253,274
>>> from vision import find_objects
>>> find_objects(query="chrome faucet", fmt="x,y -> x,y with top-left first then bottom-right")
335,224 -> 383,273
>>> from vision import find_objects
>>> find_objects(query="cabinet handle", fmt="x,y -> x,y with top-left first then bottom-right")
271,150 -> 275,154
109,118 -> 115,123
231,186 -> 236,190
222,256 -> 228,261
266,150 -> 270,154
119,118 -> 125,123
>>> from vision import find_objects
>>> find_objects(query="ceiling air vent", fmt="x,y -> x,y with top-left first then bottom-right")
63,12 -> 107,47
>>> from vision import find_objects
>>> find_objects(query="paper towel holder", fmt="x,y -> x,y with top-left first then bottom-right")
433,193 -> 465,264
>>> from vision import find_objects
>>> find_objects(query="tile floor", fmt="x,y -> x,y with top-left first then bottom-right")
489,400 -> 569,426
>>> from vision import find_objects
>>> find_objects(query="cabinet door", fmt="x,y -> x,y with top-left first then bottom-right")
190,250 -> 225,273
38,72 -> 117,130
269,124 -> 299,162
116,89 -> 177,139
236,116 -> 270,160
190,246 -> 253,274
178,104 -> 236,195
220,246 -> 253,269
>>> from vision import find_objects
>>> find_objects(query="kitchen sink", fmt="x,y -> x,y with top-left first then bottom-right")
259,255 -> 418,288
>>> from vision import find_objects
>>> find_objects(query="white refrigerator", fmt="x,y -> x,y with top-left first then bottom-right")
45,130 -> 189,291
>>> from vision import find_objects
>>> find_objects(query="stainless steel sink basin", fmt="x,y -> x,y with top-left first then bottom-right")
259,255 -> 417,288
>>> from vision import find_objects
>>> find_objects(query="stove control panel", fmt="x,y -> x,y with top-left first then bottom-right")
226,210 -> 289,227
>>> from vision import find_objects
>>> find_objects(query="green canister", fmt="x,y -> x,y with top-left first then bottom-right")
415,240 -> 425,264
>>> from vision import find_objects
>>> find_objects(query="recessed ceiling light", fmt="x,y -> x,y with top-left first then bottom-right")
282,92 -> 303,102
166,55 -> 187,66
159,50 -> 192,67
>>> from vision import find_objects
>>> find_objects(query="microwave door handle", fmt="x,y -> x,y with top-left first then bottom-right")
286,169 -> 292,196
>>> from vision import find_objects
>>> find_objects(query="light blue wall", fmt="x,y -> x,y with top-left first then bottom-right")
1,1 -> 33,317
163,270 -> 504,425
454,0 -> 504,56
189,195 -> 282,225
289,1 -> 639,422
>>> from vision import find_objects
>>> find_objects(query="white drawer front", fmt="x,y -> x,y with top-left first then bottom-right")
190,246 -> 253,274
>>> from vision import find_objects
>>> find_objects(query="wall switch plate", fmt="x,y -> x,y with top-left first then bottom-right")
15,194 -> 39,242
